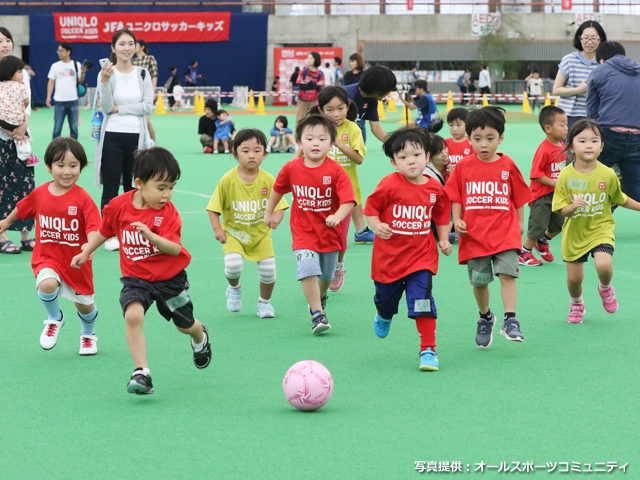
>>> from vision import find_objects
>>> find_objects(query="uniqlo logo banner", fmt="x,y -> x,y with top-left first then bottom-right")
54,12 -> 231,43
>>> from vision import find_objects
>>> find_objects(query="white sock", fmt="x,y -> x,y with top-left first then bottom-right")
598,282 -> 611,291
258,297 -> 270,304
336,262 -> 344,271
571,294 -> 583,304
191,330 -> 208,352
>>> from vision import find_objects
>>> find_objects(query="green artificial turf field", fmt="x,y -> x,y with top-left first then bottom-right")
0,105 -> 636,479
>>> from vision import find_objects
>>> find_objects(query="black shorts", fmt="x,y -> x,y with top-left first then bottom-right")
119,270 -> 195,329
567,244 -> 614,263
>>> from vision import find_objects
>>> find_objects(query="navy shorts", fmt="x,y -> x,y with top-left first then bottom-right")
119,270 -> 195,329
374,270 -> 437,320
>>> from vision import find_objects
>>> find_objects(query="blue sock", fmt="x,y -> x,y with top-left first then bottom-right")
37,289 -> 63,321
78,306 -> 98,335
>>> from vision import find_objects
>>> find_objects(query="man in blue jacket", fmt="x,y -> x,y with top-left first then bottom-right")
587,41 -> 640,201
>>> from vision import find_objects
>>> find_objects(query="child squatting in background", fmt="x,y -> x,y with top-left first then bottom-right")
267,115 -> 296,153
0,138 -> 101,355
364,127 -> 452,371
551,119 -> 640,324
445,107 -> 530,348
207,129 -> 289,318
72,147 -> 211,395
264,115 -> 355,335
307,86 -> 367,293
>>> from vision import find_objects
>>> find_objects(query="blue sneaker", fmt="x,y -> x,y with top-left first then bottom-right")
419,347 -> 439,371
373,314 -> 392,338
354,227 -> 375,244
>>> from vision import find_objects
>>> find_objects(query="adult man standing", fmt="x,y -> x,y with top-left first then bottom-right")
478,65 -> 491,95
587,41 -> 640,201
46,43 -> 85,139
185,60 -> 200,87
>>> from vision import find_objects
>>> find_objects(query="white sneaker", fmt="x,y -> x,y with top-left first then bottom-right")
16,139 -> 32,161
226,286 -> 242,312
257,301 -> 275,318
104,237 -> 120,251
79,334 -> 98,356
40,316 -> 65,350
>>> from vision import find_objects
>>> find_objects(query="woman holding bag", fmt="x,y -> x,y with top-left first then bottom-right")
95,28 -> 153,251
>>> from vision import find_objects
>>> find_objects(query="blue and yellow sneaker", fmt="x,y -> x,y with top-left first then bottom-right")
373,314 -> 392,338
354,227 -> 375,244
419,348 -> 439,371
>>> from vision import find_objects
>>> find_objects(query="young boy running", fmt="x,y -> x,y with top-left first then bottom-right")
519,106 -> 568,266
264,115 -> 355,335
445,107 -> 531,348
72,147 -> 211,395
445,107 -> 472,171
0,138 -> 101,355
364,127 -> 452,371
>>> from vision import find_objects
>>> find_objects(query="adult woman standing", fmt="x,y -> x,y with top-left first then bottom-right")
295,52 -> 324,123
553,21 -> 607,131
0,26 -> 35,254
95,28 -> 153,251
343,53 -> 365,86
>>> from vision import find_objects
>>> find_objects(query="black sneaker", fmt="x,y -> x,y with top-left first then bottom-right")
127,369 -> 154,395
500,318 -> 524,342
311,312 -> 331,335
475,313 -> 496,348
308,294 -> 328,315
192,324 -> 212,369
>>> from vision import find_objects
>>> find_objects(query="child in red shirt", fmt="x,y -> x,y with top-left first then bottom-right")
445,107 -> 530,348
0,138 -> 101,355
364,127 -> 452,371
519,106 -> 568,266
265,115 -> 355,335
72,147 -> 211,395
445,107 -> 473,171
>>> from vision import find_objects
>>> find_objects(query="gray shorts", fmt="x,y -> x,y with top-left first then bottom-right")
527,192 -> 564,240
467,250 -> 519,286
294,249 -> 339,282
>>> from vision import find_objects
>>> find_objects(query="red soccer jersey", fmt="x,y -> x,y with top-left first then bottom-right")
445,137 -> 473,169
529,139 -> 566,203
273,157 -> 356,253
364,173 -> 451,283
444,154 -> 531,264
16,183 -> 101,294
100,190 -> 191,282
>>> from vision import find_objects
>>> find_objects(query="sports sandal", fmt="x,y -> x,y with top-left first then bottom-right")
0,239 -> 22,254
20,238 -> 36,251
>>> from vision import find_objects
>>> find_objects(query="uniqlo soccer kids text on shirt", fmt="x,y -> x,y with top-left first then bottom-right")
364,173 -> 451,283
16,183 -> 101,295
207,167 -> 289,261
529,139 -> 566,203
552,162 -> 627,262
273,157 -> 356,253
445,137 -> 472,170
445,154 -> 530,264
100,190 -> 191,282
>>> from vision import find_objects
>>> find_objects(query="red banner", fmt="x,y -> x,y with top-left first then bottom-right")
54,12 -> 231,43
273,47 -> 343,106
562,0 -> 572,9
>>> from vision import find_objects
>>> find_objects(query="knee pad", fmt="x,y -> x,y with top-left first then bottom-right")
258,257 -> 276,284
224,253 -> 244,280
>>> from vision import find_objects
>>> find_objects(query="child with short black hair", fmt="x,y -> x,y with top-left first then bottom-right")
445,107 -> 472,171
0,55 -> 32,161
445,106 -> 531,348
519,105 -> 568,266
264,115 -> 355,335
208,129 -> 289,317
267,115 -> 296,153
71,147 -> 211,395
552,119 -> 640,324
0,138 -> 101,355
213,109 -> 234,154
364,126 -> 452,371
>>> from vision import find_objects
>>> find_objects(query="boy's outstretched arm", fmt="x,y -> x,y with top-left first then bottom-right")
131,222 -> 182,256
365,215 -> 392,240
326,201 -> 355,227
620,197 -> 640,211
264,190 -> 285,229
71,232 -> 108,268
0,208 -> 19,234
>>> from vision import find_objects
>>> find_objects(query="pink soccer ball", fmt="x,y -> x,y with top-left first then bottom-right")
283,360 -> 334,411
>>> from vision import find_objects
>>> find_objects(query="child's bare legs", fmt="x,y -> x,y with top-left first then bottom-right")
594,252 -> 613,286
176,319 -> 204,344
499,274 -> 517,312
260,281 -> 275,300
523,230 -> 560,251
351,204 -> 366,232
222,140 -> 229,152
285,134 -> 296,147
302,276 -> 322,313
472,285 -> 490,314
267,136 -> 277,150
319,279 -> 330,300
566,262 -> 584,299
124,301 -> 148,368
227,276 -> 239,287
213,139 -> 220,152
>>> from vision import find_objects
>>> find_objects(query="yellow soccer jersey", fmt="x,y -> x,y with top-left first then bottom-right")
552,162 -> 627,261
207,167 -> 289,261
328,119 -> 366,205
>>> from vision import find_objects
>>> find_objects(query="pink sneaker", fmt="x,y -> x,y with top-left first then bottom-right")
329,266 -> 346,292
25,155 -> 40,167
568,303 -> 585,324
598,286 -> 618,313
